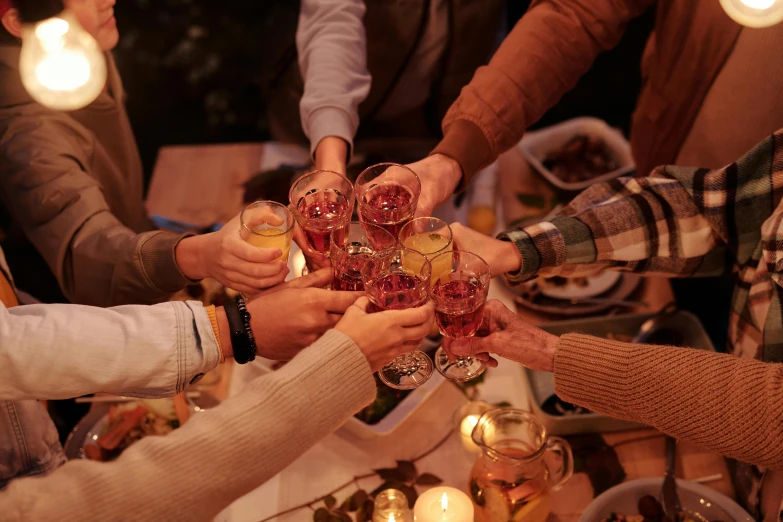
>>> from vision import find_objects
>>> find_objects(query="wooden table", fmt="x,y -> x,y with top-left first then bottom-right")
148,143 -> 735,521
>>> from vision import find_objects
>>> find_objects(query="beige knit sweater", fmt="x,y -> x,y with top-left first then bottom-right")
555,334 -> 783,469
0,330 -> 377,522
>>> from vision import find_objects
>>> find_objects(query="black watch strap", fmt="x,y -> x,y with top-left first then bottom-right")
224,297 -> 257,364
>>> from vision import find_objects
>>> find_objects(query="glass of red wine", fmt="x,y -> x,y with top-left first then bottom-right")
355,163 -> 421,242
330,221 -> 396,291
289,170 -> 355,269
429,250 -> 491,382
361,248 -> 433,389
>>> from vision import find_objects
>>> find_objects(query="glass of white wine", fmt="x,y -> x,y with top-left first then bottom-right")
240,200 -> 295,264
398,217 -> 453,283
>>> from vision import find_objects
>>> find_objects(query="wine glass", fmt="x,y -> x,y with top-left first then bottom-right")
289,170 -> 355,272
239,201 -> 295,264
355,163 -> 421,241
398,217 -> 453,284
330,221 -> 396,291
429,250 -> 491,382
361,248 -> 433,389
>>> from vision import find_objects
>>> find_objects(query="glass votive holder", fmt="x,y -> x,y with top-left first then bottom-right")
453,401 -> 494,453
373,488 -> 413,522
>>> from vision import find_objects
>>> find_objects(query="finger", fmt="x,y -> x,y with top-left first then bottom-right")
382,302 -> 435,327
318,290 -> 364,313
224,258 -> 288,279
402,321 -> 433,341
326,312 -> 343,327
283,267 -> 332,289
449,336 -> 496,358
352,296 -> 369,313
476,354 -> 499,368
224,270 -> 285,293
231,239 -> 284,264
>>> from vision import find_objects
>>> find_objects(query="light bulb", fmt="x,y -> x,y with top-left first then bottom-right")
19,10 -> 107,111
720,0 -> 783,27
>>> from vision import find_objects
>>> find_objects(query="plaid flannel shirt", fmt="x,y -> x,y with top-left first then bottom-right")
501,131 -> 783,362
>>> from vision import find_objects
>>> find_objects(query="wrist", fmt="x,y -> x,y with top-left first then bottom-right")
541,332 -> 558,373
315,136 -> 349,174
175,235 -> 207,280
430,153 -> 463,190
215,306 -> 233,360
499,240 -> 523,275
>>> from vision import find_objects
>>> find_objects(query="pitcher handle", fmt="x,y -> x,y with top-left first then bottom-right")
544,436 -> 574,492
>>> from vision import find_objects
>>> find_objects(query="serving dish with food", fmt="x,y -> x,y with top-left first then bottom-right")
519,117 -> 635,191
522,311 -> 715,435
580,478 -> 752,522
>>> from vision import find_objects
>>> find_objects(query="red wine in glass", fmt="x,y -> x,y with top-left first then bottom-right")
330,221 -> 397,292
296,199 -> 351,255
366,273 -> 428,313
429,250 -> 491,383
360,184 -> 415,240
361,248 -> 433,390
432,280 -> 486,339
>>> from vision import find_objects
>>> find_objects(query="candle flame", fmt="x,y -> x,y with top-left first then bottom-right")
388,515 -> 396,522
441,492 -> 449,511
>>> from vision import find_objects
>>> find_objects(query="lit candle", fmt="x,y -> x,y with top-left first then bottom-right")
459,414 -> 480,453
413,487 -> 473,522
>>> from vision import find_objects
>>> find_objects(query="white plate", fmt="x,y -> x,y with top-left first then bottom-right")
519,117 -> 635,191
580,478 -> 753,522
534,271 -> 622,300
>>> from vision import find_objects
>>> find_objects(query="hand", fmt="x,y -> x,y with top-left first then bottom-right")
450,222 -> 522,276
443,300 -> 558,372
175,213 -> 289,294
406,154 -> 463,218
336,297 -> 436,372
243,268 -> 361,360
314,136 -> 348,175
292,222 -> 332,272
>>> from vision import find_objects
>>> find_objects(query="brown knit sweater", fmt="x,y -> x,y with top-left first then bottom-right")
555,334 -> 783,469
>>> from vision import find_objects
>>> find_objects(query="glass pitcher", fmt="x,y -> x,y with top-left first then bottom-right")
469,408 -> 573,522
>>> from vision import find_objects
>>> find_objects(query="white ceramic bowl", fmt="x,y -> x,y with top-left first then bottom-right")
518,116 -> 635,191
580,478 -> 753,522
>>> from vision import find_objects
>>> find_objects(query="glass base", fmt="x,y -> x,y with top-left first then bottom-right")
378,350 -> 434,390
435,347 -> 486,382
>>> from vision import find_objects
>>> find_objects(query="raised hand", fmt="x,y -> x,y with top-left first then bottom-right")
449,223 -> 522,277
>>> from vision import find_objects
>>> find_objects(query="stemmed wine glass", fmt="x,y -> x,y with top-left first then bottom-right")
330,221 -> 396,291
361,248 -> 433,389
289,170 -> 355,273
355,163 -> 420,242
429,250 -> 491,382
398,217 -> 453,284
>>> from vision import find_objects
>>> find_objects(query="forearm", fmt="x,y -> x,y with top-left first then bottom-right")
498,174 -> 724,284
554,334 -> 783,469
0,301 -> 220,400
297,0 -> 370,158
432,0 -> 651,185
0,331 -> 376,522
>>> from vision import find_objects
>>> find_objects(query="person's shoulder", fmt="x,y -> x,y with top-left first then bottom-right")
0,105 -> 94,170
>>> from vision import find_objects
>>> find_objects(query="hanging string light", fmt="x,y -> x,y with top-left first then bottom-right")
14,0 -> 106,110
720,0 -> 783,27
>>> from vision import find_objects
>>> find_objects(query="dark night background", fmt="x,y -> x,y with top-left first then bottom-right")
111,0 -> 655,184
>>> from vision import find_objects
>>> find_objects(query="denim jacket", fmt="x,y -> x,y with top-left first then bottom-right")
0,248 -> 220,488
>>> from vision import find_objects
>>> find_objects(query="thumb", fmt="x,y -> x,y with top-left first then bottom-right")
281,267 -> 332,289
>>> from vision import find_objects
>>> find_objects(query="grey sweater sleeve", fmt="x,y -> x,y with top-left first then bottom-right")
0,330 -> 377,521
297,0 -> 371,159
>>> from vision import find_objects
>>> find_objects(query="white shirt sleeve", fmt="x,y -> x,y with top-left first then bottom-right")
297,0 -> 371,159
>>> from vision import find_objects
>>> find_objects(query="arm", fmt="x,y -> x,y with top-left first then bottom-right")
431,0 -> 653,187
500,131 -> 783,283
0,331 -> 378,522
297,0 -> 370,171
0,124 -> 193,306
555,334 -> 783,469
0,300 -> 221,400
446,300 -> 783,470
